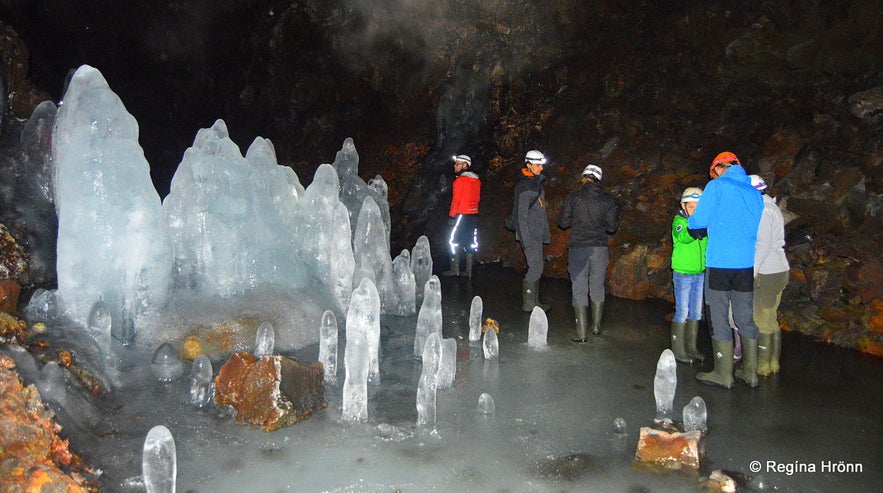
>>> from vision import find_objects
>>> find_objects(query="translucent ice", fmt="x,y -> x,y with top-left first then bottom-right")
143,425 -> 176,493
87,299 -> 113,348
417,332 -> 441,427
613,417 -> 628,437
342,331 -> 369,423
410,235 -> 433,306
352,196 -> 395,313
53,65 -> 172,331
390,251 -> 416,316
332,138 -> 390,242
22,288 -> 60,323
437,338 -> 457,390
38,361 -> 68,407
682,396 -> 707,433
188,354 -> 214,408
347,278 -> 381,384
468,295 -> 483,342
151,343 -> 184,382
318,310 -> 339,385
477,392 -> 495,416
654,349 -> 677,420
528,306 -> 548,349
253,322 -> 275,359
414,275 -> 442,358
483,325 -> 499,360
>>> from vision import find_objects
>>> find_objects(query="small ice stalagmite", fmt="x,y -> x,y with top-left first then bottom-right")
87,299 -> 112,349
682,396 -> 707,432
390,251 -> 416,316
414,275 -> 442,358
477,392 -> 495,416
188,355 -> 213,409
143,425 -> 176,493
151,343 -> 183,382
468,295 -> 483,343
654,349 -> 677,420
410,235 -> 432,306
416,332 -> 441,427
318,310 -> 338,385
253,322 -> 275,359
347,277 -> 381,384
527,306 -> 548,349
482,325 -> 499,360
38,361 -> 68,407
342,331 -> 369,423
437,338 -> 457,390
613,417 -> 628,437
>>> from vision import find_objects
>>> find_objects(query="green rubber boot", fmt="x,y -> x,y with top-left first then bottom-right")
571,305 -> 589,343
684,319 -> 705,361
756,333 -> 773,377
770,330 -> 782,374
441,252 -> 461,276
670,321 -> 693,363
590,301 -> 603,335
464,253 -> 474,279
734,335 -> 759,388
696,339 -> 734,388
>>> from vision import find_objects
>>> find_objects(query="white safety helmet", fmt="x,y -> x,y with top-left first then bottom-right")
681,187 -> 703,203
452,154 -> 472,166
749,174 -> 767,191
582,164 -> 602,180
525,150 -> 547,165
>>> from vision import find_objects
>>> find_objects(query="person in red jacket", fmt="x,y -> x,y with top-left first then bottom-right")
442,154 -> 481,278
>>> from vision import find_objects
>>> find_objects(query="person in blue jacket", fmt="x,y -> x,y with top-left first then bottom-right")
688,151 -> 763,388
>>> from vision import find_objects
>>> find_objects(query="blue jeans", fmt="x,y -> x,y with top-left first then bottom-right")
673,272 -> 704,323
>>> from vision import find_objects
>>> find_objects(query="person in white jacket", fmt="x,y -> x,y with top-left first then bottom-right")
750,175 -> 790,376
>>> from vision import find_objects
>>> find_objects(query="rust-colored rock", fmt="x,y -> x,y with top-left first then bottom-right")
0,278 -> 21,314
214,352 -> 326,431
0,355 -> 97,492
635,427 -> 703,472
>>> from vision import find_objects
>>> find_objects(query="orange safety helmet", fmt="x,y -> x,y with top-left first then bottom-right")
709,151 -> 741,176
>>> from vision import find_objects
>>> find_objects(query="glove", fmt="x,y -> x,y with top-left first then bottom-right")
688,228 -> 707,240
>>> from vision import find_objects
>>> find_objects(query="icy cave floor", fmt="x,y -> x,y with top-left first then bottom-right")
58,264 -> 883,493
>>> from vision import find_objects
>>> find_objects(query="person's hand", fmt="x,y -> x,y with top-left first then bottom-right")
688,228 -> 707,240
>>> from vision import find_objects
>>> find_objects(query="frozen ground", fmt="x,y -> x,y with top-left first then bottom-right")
9,265 -> 883,492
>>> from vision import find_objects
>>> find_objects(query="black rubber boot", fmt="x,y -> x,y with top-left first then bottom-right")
684,319 -> 705,361
589,301 -> 604,335
522,280 -> 537,312
535,280 -> 550,312
735,335 -> 759,388
571,305 -> 589,343
670,321 -> 693,363
441,252 -> 461,276
464,253 -> 474,279
696,339 -> 734,388
756,333 -> 773,377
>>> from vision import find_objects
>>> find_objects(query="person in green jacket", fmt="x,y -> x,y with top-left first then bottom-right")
670,187 -> 708,363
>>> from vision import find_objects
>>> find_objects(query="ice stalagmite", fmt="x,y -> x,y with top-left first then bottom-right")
483,325 -> 499,360
613,417 -> 628,437
318,310 -> 339,385
143,425 -> 176,493
342,331 -> 369,423
390,251 -> 416,316
353,196 -> 395,313
437,338 -> 457,389
477,392 -> 495,416
53,65 -> 172,332
654,349 -> 677,420
682,396 -> 707,432
468,295 -> 483,342
347,278 -> 381,384
86,299 -> 112,350
253,322 -> 275,358
414,275 -> 442,358
151,343 -> 183,382
528,306 -> 548,349
410,235 -> 432,306
188,355 -> 213,408
417,332 -> 441,427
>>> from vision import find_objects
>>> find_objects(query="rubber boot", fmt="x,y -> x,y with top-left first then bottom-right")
734,335 -> 759,388
769,330 -> 781,374
756,333 -> 773,377
441,252 -> 461,276
522,280 -> 537,312
670,321 -> 693,363
535,281 -> 550,312
684,319 -> 705,361
696,339 -> 734,388
571,305 -> 588,343
590,301 -> 603,335
464,253 -> 474,279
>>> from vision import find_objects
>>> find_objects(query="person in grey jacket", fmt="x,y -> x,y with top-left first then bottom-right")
558,164 -> 619,341
749,174 -> 790,377
513,150 -> 552,312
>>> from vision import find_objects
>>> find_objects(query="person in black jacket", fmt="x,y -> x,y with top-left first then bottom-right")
558,164 -> 619,341
513,150 -> 552,312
